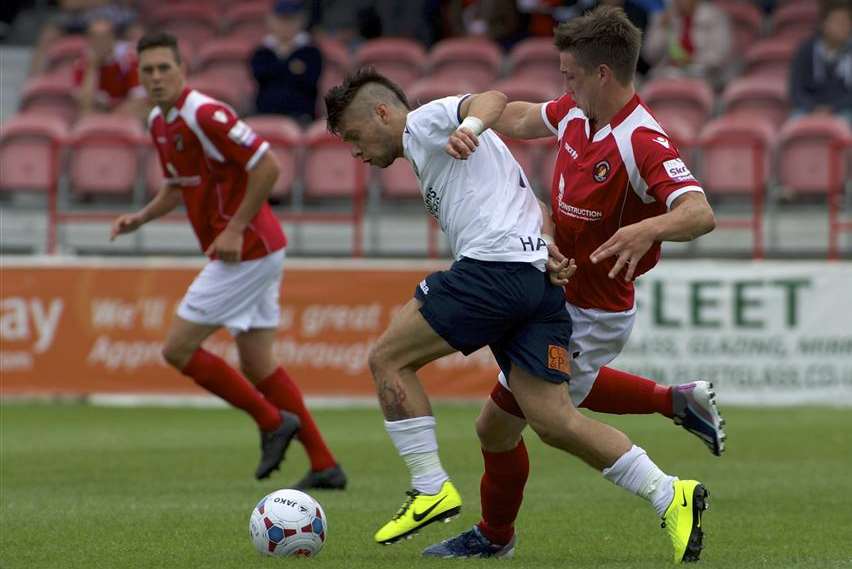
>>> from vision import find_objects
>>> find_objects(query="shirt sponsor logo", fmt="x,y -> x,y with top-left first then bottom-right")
547,345 -> 571,374
174,133 -> 184,152
663,158 -> 694,182
593,160 -> 610,182
563,142 -> 579,160
423,187 -> 441,219
558,202 -> 604,221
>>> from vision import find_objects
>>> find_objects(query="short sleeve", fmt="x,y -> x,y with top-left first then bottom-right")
542,93 -> 577,136
633,127 -> 704,209
404,96 -> 466,155
195,103 -> 269,170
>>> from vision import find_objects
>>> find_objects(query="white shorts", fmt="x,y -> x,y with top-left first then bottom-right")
497,301 -> 636,405
177,249 -> 285,336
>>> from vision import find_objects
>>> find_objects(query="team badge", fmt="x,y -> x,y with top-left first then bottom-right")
593,160 -> 610,182
174,134 -> 184,152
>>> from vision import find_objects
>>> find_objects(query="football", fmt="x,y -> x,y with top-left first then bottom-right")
249,489 -> 327,557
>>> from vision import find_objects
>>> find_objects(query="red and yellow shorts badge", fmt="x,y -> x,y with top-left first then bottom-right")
547,345 -> 571,374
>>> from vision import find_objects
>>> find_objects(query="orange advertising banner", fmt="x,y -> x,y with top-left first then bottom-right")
0,259 -> 499,398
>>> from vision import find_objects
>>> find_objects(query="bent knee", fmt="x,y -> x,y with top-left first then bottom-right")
162,343 -> 196,371
475,410 -> 522,451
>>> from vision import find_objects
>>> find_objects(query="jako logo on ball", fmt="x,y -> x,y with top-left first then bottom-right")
249,489 -> 327,557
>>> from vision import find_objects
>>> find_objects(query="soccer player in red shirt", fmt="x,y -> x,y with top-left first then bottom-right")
73,17 -> 147,119
109,32 -> 345,490
424,7 -> 718,561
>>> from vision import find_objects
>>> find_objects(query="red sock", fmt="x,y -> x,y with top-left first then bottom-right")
477,440 -> 529,546
580,366 -> 673,417
256,367 -> 337,472
182,348 -> 281,432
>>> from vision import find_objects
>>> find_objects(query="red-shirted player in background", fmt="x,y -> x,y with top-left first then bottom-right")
73,17 -> 148,119
109,32 -> 346,490
424,7 -> 721,561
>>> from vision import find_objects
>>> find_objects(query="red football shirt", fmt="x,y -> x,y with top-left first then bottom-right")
148,88 -> 286,260
543,93 -> 704,312
73,42 -> 144,109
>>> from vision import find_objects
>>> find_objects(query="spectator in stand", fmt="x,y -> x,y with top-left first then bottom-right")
790,0 -> 852,122
73,17 -> 148,119
250,0 -> 323,125
642,0 -> 732,89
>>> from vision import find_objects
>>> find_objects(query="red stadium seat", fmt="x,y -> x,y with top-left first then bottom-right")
303,120 -> 363,199
43,35 -> 87,76
493,78 -> 558,104
149,4 -> 219,51
378,159 -> 420,199
654,113 -> 698,168
715,1 -> 763,54
698,115 -> 776,258
196,37 -> 255,101
224,1 -> 270,40
499,136 -> 549,194
744,38 -> 796,80
188,71 -> 247,114
19,74 -> 78,126
777,115 -> 852,258
67,115 -> 145,197
640,77 -> 715,136
407,78 -> 480,107
0,113 -> 68,195
772,2 -> 819,39
355,38 -> 426,90
506,37 -> 561,93
316,37 -> 351,117
427,38 -> 502,92
722,76 -> 789,129
244,116 -> 303,199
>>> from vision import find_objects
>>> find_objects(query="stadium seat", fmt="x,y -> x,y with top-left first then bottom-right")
19,74 -> 78,126
697,115 -> 776,258
716,1 -> 763,55
67,114 -> 145,197
427,38 -> 502,92
722,76 -> 789,129
316,37 -> 351,117
0,113 -> 68,195
188,71 -> 247,114
655,114 -> 698,168
224,1 -> 270,40
149,4 -> 219,50
244,116 -> 303,199
640,77 -> 714,136
492,78 -> 558,104
355,38 -> 426,90
499,136 -> 548,193
407,78 -> 480,107
43,35 -> 87,77
303,120 -> 364,199
772,2 -> 819,40
378,159 -> 420,199
744,38 -> 796,80
506,37 -> 562,93
195,37 -> 254,101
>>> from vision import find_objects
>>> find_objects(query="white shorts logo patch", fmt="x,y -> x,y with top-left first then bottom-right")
663,158 -> 694,182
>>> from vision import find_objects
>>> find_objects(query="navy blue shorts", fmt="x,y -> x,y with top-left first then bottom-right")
414,258 -> 572,384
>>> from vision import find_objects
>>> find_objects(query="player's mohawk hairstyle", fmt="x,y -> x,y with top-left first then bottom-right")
324,66 -> 411,135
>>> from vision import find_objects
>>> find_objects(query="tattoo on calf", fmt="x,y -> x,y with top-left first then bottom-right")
377,379 -> 411,421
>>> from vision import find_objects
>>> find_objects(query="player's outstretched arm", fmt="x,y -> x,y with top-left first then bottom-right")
445,90 -> 507,160
206,151 -> 280,262
109,185 -> 182,241
590,192 -> 716,281
491,101 -> 552,140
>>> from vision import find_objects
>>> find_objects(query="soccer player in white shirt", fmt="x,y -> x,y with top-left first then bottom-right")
324,67 -> 708,561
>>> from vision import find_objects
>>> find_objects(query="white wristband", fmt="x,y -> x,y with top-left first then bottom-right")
459,116 -> 485,136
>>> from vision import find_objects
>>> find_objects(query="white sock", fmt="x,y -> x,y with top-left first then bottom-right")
602,445 -> 676,517
384,416 -> 449,495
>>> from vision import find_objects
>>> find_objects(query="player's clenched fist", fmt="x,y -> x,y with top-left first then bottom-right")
445,127 -> 479,160
110,212 -> 145,241
206,226 -> 244,263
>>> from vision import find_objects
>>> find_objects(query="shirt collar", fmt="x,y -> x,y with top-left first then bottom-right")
165,87 -> 192,123
590,93 -> 640,143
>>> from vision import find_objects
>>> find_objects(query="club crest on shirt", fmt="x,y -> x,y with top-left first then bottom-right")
174,134 -> 184,152
593,160 -> 610,182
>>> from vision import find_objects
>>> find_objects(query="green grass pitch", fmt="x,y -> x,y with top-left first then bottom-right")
2,403 -> 851,568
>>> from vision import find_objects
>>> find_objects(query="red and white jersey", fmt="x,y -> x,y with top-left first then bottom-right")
148,88 -> 286,260
542,93 -> 703,312
73,42 -> 144,108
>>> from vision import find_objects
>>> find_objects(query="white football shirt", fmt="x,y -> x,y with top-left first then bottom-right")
403,95 -> 548,270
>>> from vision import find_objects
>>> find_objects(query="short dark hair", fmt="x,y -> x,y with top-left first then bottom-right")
553,6 -> 642,85
136,32 -> 181,64
324,67 -> 410,135
821,0 -> 851,20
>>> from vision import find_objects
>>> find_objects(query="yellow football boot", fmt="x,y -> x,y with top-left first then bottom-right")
374,481 -> 462,544
661,479 -> 709,563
